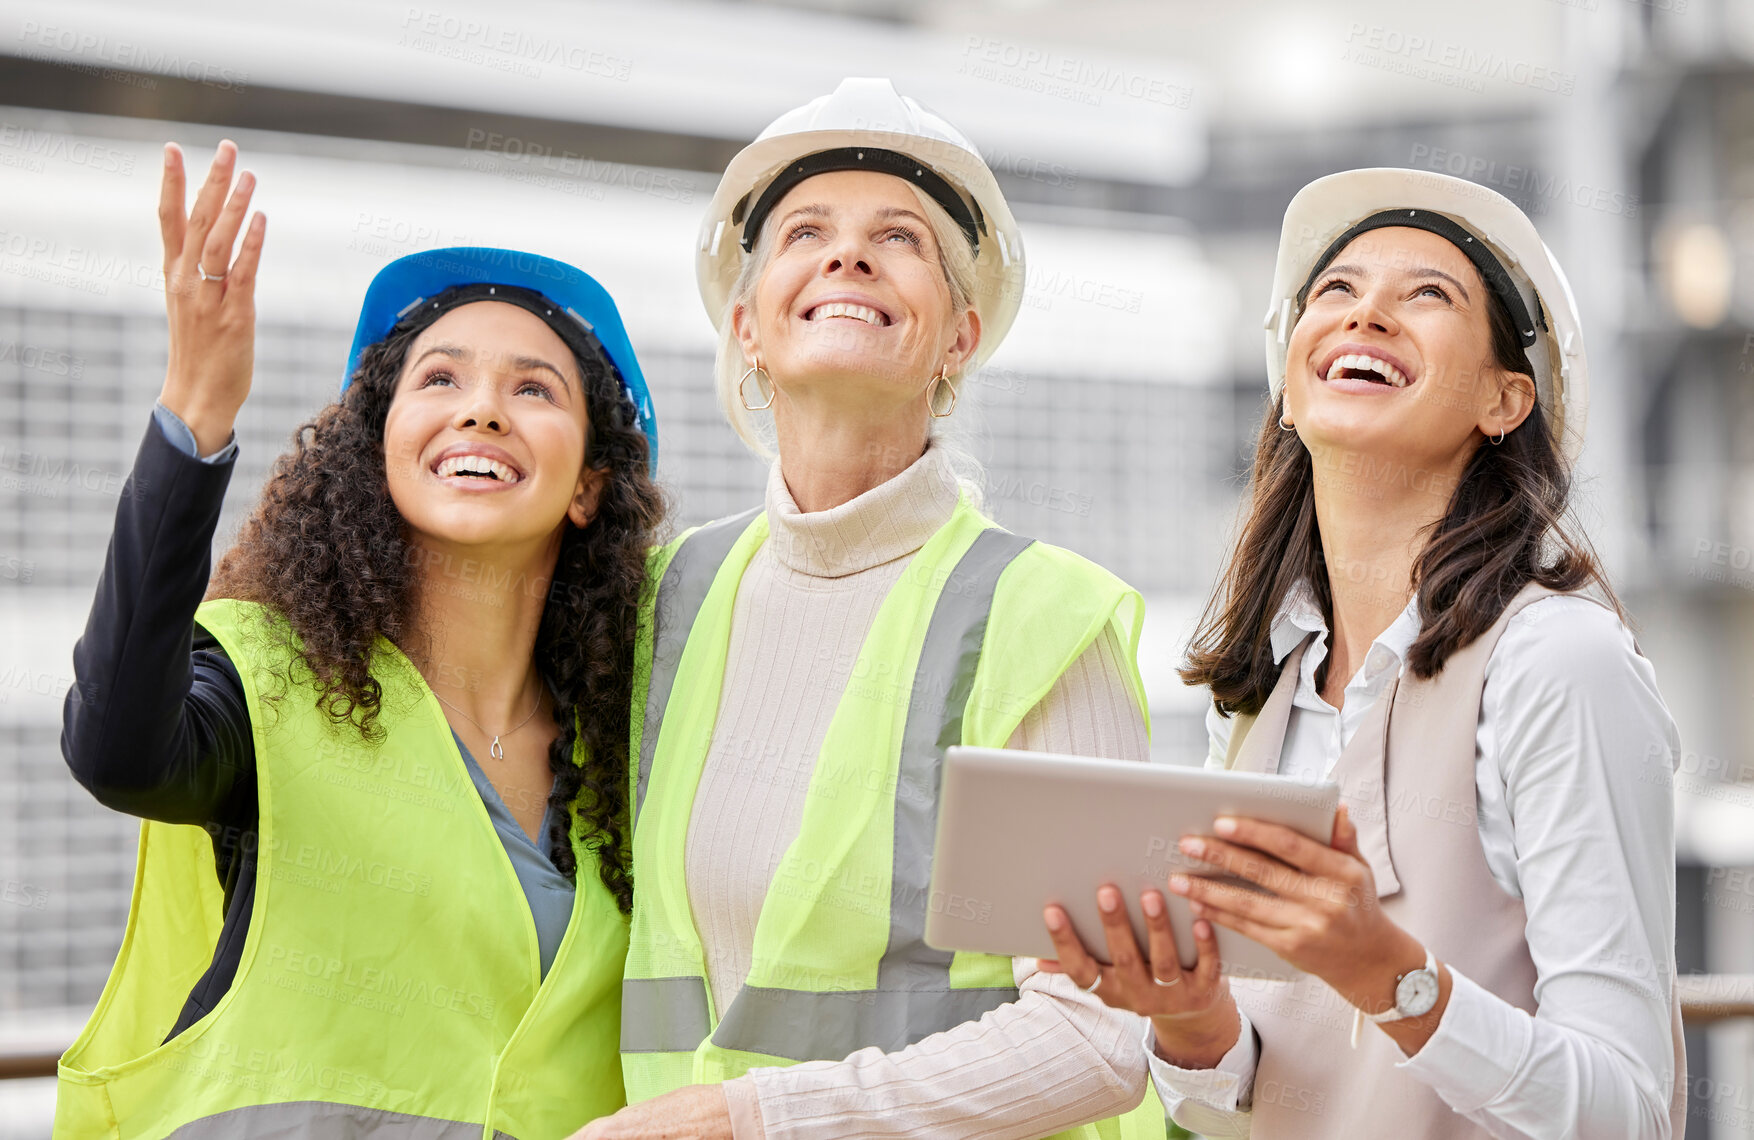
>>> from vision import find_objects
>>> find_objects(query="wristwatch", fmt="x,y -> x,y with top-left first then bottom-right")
1349,946 -> 1439,1048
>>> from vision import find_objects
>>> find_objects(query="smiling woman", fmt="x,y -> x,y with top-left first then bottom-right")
1042,169 -> 1689,1140
56,140 -> 665,1138
713,170 -> 982,462
589,79 -> 1164,1140
386,304 -> 603,569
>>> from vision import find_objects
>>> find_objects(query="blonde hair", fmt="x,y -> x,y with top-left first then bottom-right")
713,180 -> 981,459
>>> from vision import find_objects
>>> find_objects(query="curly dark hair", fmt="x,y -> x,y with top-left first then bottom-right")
208,288 -> 664,912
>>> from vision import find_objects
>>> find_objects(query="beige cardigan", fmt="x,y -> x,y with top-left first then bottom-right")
683,445 -> 1151,1139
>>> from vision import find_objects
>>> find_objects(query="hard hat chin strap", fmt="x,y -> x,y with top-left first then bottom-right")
1299,209 -> 1544,352
735,146 -> 984,256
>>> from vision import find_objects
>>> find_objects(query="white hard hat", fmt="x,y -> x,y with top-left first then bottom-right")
1264,168 -> 1588,464
696,77 -> 1025,369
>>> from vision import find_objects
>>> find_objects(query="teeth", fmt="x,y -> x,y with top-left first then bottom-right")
808,302 -> 887,326
1324,353 -> 1409,388
436,455 -> 521,484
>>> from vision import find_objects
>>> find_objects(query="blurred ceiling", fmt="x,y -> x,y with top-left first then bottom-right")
710,0 -> 1577,125
0,0 -> 1592,187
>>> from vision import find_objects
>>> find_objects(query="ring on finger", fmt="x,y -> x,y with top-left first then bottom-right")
1081,971 -> 1104,994
199,265 -> 227,283
1151,973 -> 1182,988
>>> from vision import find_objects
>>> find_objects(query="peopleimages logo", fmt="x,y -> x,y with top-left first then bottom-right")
1407,146 -> 1639,219
15,22 -> 249,90
398,8 -> 631,81
0,339 -> 82,378
1342,23 -> 1577,96
462,129 -> 696,204
958,36 -> 1193,109
0,229 -> 165,297
402,245 -> 566,284
0,124 -> 135,175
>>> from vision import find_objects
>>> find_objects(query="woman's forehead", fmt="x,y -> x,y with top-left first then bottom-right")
408,301 -> 577,371
771,168 -> 923,216
1327,225 -> 1481,287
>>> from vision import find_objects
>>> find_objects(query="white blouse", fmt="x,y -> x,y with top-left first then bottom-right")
1147,584 -> 1682,1139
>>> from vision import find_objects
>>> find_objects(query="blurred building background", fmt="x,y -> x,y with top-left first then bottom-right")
0,0 -> 1751,1135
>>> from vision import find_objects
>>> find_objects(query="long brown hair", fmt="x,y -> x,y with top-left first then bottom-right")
208,290 -> 664,912
1181,263 -> 1615,716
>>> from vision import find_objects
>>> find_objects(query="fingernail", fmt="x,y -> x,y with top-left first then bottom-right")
1167,875 -> 1190,895
1194,919 -> 1211,939
1097,887 -> 1120,913
1214,817 -> 1237,836
1044,908 -> 1063,932
1141,892 -> 1163,917
1179,837 -> 1204,857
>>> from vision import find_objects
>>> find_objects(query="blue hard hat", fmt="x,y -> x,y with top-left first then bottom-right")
343,246 -> 658,473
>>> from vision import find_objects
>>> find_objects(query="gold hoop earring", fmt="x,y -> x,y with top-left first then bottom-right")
927,368 -> 958,418
738,361 -> 775,412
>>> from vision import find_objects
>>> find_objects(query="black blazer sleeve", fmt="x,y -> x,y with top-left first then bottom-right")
61,414 -> 256,833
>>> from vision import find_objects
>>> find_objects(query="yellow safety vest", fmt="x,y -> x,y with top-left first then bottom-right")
622,497 -> 1167,1139
56,599 -> 629,1139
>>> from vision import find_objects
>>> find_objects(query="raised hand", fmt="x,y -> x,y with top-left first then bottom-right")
157,139 -> 266,456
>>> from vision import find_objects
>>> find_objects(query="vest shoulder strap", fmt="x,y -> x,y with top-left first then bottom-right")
193,597 -> 279,654
633,508 -> 763,820
965,537 -> 1148,747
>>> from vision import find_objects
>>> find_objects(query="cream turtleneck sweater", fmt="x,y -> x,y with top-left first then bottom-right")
685,444 -> 1152,1140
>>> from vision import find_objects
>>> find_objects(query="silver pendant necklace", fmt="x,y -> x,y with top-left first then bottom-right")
432,687 -> 543,760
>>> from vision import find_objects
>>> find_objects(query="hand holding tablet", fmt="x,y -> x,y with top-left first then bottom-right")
925,747 -> 1341,982
1040,877 -> 1244,1071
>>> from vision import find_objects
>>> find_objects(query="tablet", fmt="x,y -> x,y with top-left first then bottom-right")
925,746 -> 1340,982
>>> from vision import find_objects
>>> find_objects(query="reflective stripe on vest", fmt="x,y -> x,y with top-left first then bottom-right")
625,525 -> 1031,1058
620,975 -> 711,1054
166,1101 -> 493,1139
883,528 -> 1033,996
636,507 -> 760,823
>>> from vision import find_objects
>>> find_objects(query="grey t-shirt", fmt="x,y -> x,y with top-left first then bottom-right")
453,732 -> 575,977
